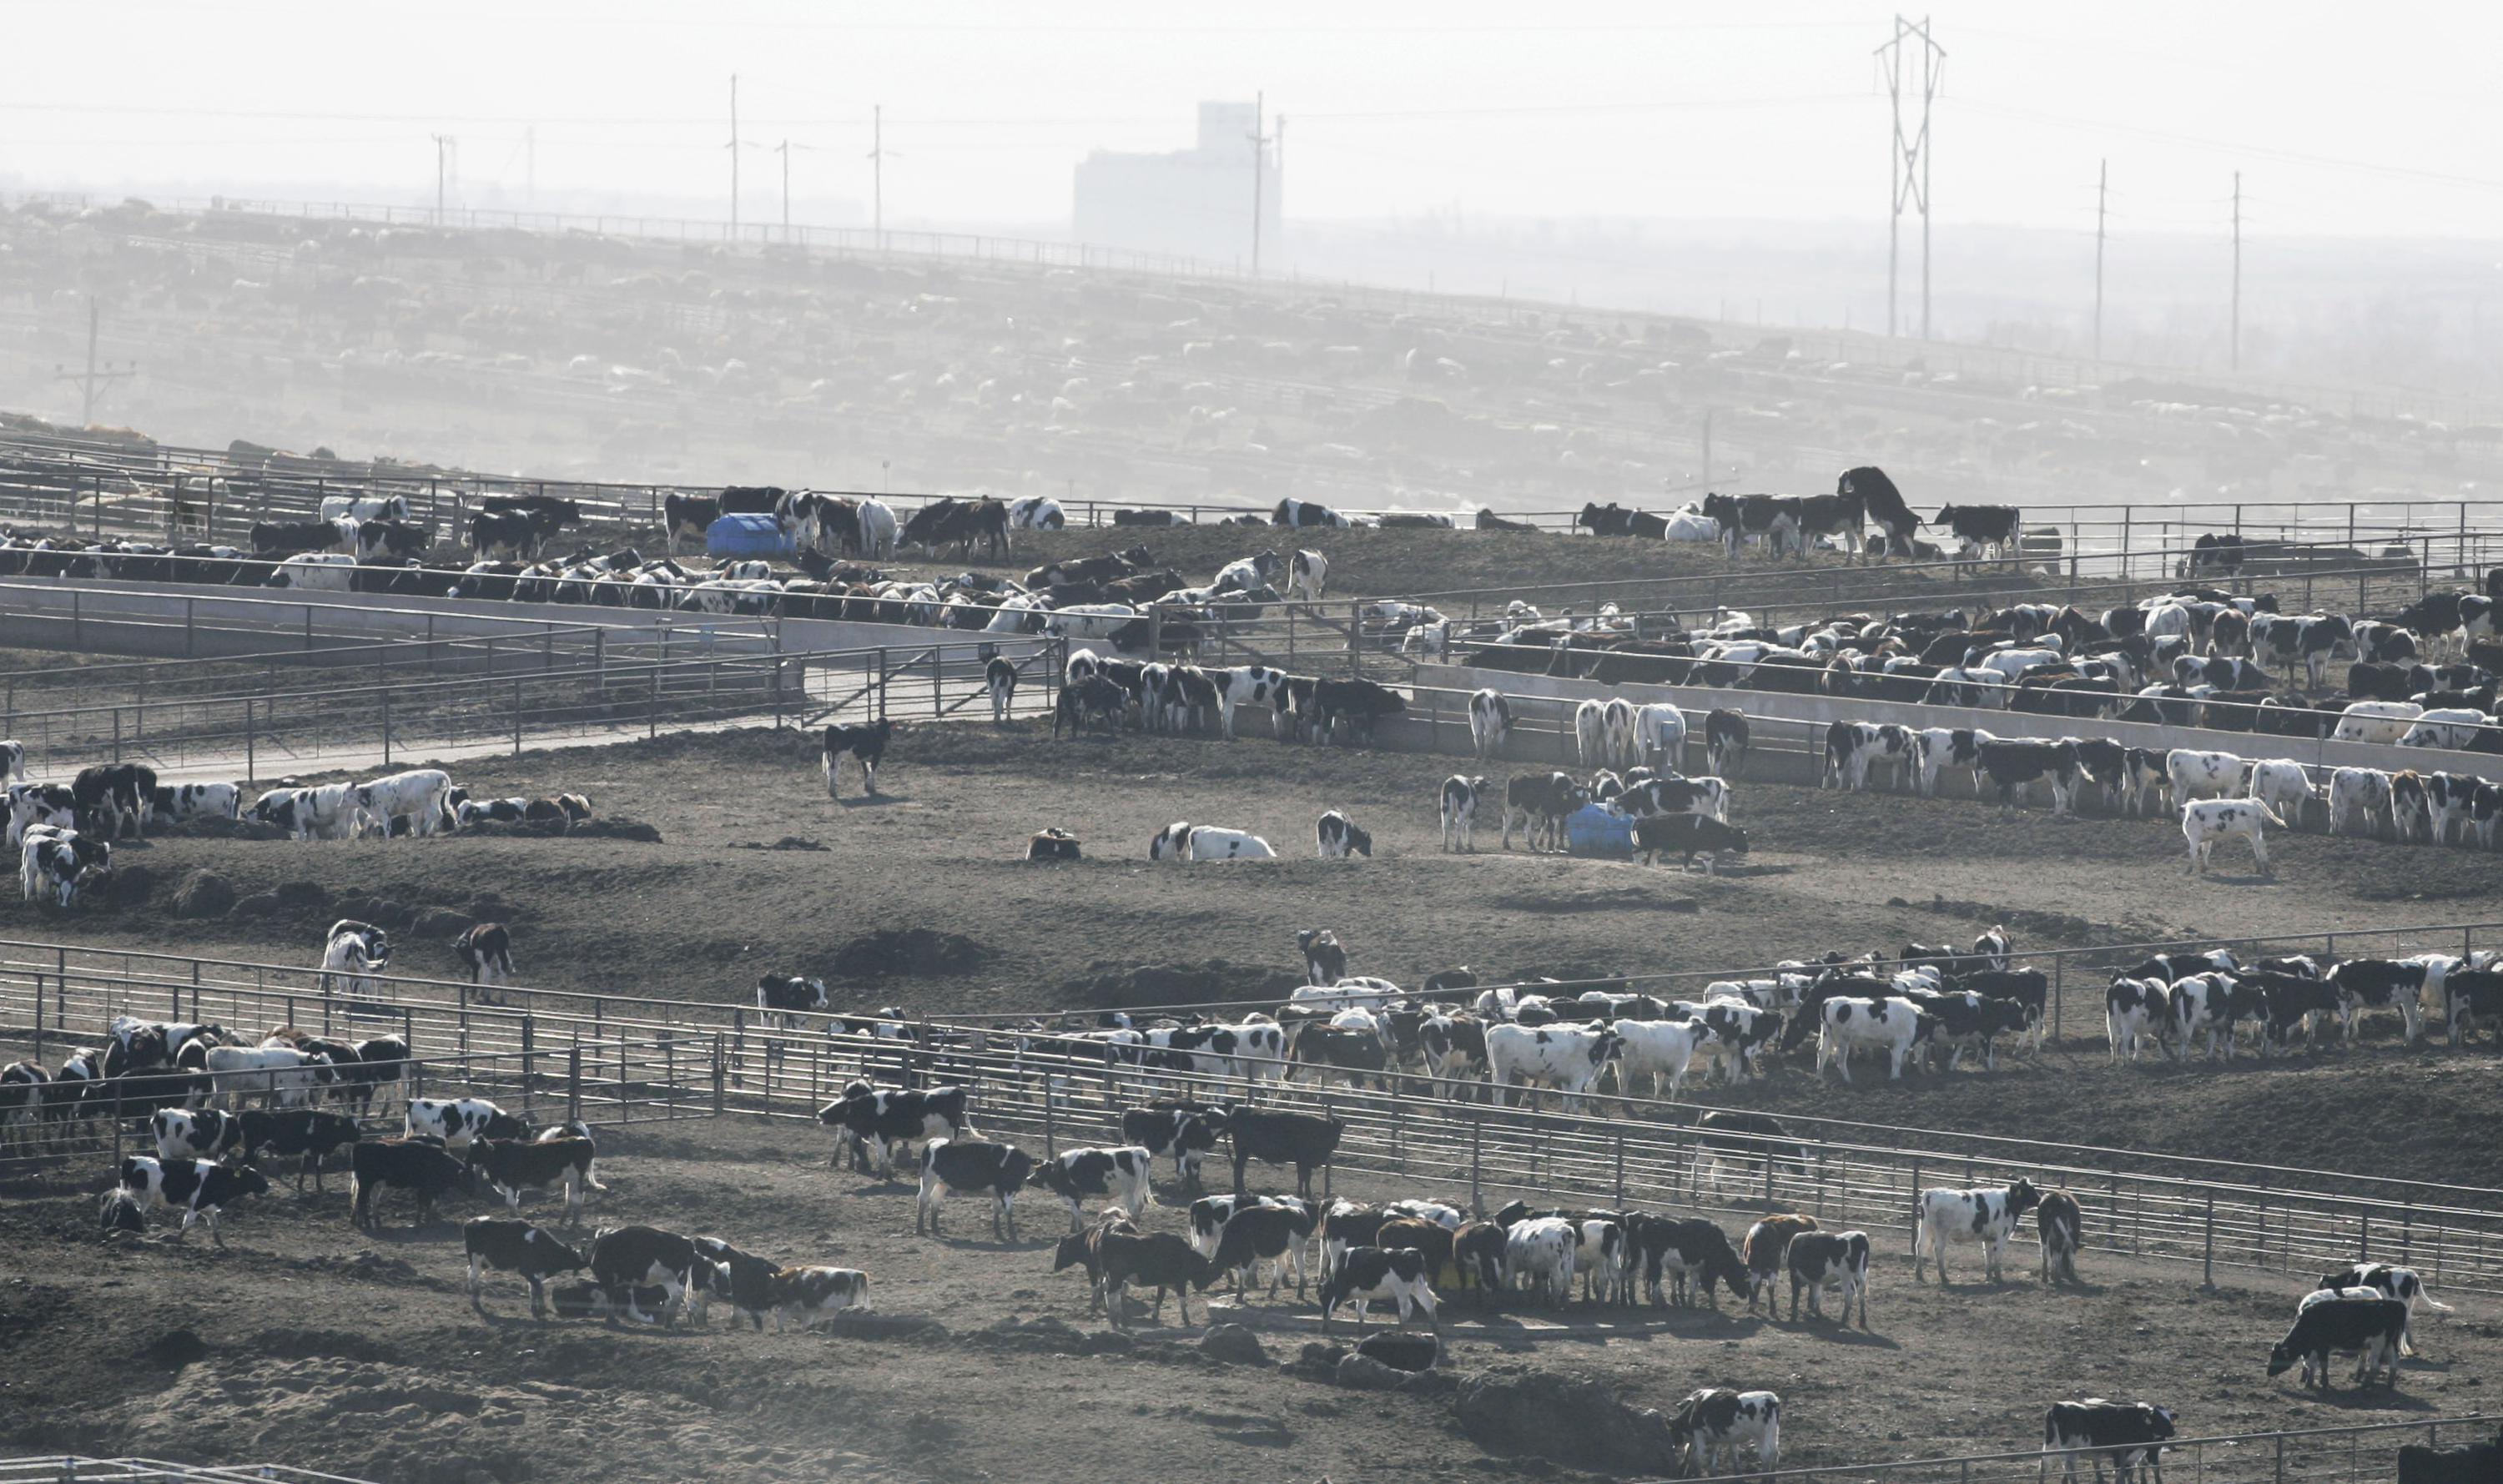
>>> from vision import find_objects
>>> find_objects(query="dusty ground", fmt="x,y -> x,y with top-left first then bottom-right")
1,1114 -> 2491,1484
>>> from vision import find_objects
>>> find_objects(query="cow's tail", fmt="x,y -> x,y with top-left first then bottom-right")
2419,1289 -> 2455,1313
2258,800 -> 2290,828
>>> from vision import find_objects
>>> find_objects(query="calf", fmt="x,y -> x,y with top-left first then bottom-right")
1208,1200 -> 1317,1301
1786,1230 -> 1871,1327
1914,1177 -> 2041,1283
2183,797 -> 2286,876
405,1097 -> 527,1150
1319,1245 -> 1438,1331
756,972 -> 830,1031
2037,1190 -> 2084,1283
820,719 -> 895,797
1032,1145 -> 1155,1231
1705,707 -> 1751,776
1121,1103 -> 1223,1187
985,656 -> 1018,723
1978,737 -> 2082,813
350,1137 -> 470,1228
1669,1389 -> 1782,1478
688,1235 -> 783,1328
1487,1022 -> 1622,1111
2042,1401 -> 2176,1484
1633,813 -> 1749,873
1629,1213 -> 1750,1308
1224,1104 -> 1343,1197
1099,1229 -> 1217,1328
464,1217 -> 587,1318
916,1138 -> 1033,1240
1051,1215 -> 1141,1315
318,919 -> 390,998
1741,1214 -> 1820,1314
1314,809 -> 1372,858
468,1135 -> 607,1222
763,1265 -> 873,1331
817,1084 -> 975,1177
1468,689 -> 1511,758
118,1156 -> 272,1246
1499,771 -> 1589,853
454,923 -> 515,994
234,1108 -> 362,1193
1439,774 -> 1488,853
2268,1295 -> 2408,1391
2320,1261 -> 2452,1356
589,1225 -> 713,1323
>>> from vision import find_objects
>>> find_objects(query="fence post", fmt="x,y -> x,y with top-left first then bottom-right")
2360,1211 -> 2371,1260
567,1045 -> 582,1124
713,1034 -> 726,1114
1613,1130 -> 1625,1209
521,1015 -> 536,1119
2274,1433 -> 2285,1484
1470,1106 -> 1483,1214
1910,1158 -> 1921,1250
2051,958 -> 2064,1046
1043,1077 -> 1057,1159
380,692 -> 391,767
513,677 -> 525,755
244,699 -> 255,782
2202,1190 -> 2216,1290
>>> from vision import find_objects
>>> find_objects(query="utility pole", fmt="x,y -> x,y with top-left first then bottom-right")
526,125 -> 536,209
2230,170 -> 2242,372
2093,158 -> 2107,361
728,74 -> 741,236
1876,15 -> 1946,340
869,105 -> 886,243
778,139 -> 792,231
55,297 -> 135,425
430,133 -> 451,224
1247,92 -> 1273,275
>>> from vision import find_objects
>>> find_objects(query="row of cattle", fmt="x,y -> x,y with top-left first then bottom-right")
1570,468 -> 2021,567
1055,651 -> 1407,748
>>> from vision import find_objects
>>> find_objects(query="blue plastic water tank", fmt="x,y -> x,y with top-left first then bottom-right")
706,513 -> 793,559
1564,802 -> 1635,858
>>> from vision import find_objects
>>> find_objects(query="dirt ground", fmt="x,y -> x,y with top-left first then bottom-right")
1,1113 -> 2491,1484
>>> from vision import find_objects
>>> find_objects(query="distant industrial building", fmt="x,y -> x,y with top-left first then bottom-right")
1073,101 -> 1281,266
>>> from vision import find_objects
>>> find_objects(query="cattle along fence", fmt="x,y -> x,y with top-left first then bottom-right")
6,928 -> 2503,1301
8,424 -> 2503,586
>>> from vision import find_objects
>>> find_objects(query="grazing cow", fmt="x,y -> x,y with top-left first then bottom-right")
821,719 -> 894,797
2042,1401 -> 2177,1484
1914,1178 -> 2042,1283
20,828 -> 107,909
350,1137 -> 470,1228
1319,1245 -> 1438,1331
1610,1019 -> 1718,1100
1741,1215 -> 1820,1314
1025,827 -> 1081,861
915,1138 -> 1033,1240
406,1096 -> 528,1149
335,1036 -> 411,1115
2183,797 -> 2287,876
983,656 -> 1019,722
318,919 -> 390,998
1464,688 -> 1513,760
1099,1230 -> 1217,1328
2165,748 -> 2245,809
1314,810 -> 1372,858
1935,504 -> 2022,561
818,1084 -> 975,1177
117,1156 -> 271,1245
1669,1390 -> 1782,1478
2329,766 -> 2394,838
1208,1201 -> 1317,1300
1635,812 -> 1750,872
1487,1023 -> 1623,1111
1500,772 -> 1590,852
2106,978 -> 2173,1064
764,1265 -> 873,1331
1051,1215 -> 1142,1315
71,762 -> 157,839
1825,720 -> 1916,792
1125,1104 -> 1223,1187
2268,1295 -> 2409,1391
1223,1104 -> 1343,1198
1787,1230 -> 1871,1326
2327,959 -> 2439,1044
229,1107 -> 361,1193
468,1135 -> 606,1222
145,782 -> 241,828
1626,1214 -> 1750,1309
1032,1145 -> 1156,1231
201,1044 -> 334,1109
2037,1190 -> 2084,1283
151,1106 -> 241,1163
1286,548 -> 1329,600
1439,774 -> 1488,853
1978,737 -> 2082,813
464,1217 -> 587,1318
452,923 -> 514,995
589,1225 -> 713,1322
2254,614 -> 2354,689
1706,707 -> 1750,777
1816,997 -> 1938,1083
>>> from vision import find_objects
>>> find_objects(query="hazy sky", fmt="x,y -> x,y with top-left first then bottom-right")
13,0 -> 2503,240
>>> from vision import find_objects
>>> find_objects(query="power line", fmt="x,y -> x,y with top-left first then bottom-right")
1876,13 -> 1946,340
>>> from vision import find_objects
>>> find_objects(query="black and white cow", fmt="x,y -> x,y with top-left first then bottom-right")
1122,1104 -> 1225,1186
1786,1229 -> 1871,1327
1223,1104 -> 1344,1198
2268,1295 -> 2408,1391
2319,1261 -> 2452,1356
590,1225 -> 714,1322
916,1138 -> 1033,1240
319,919 -> 390,998
465,1216 -> 588,1318
1297,928 -> 1347,986
818,1084 -> 975,1178
1031,1145 -> 1155,1231
1439,774 -> 1488,853
1272,498 -> 1352,528
2042,1401 -> 2176,1484
1314,810 -> 1372,858
1705,707 -> 1750,777
756,973 -> 830,1030
1668,1388 -> 1782,1477
1317,1244 -> 1438,1332
1823,720 -> 1915,792
2037,1190 -> 2083,1283
405,1096 -> 528,1149
820,719 -> 895,797
469,1135 -> 607,1221
1467,689 -> 1511,758
1914,1177 -> 2041,1283
350,1137 -> 472,1229
1935,504 -> 2022,562
1842,466 -> 1921,558
1500,772 -> 1589,853
73,762 -> 157,839
1977,737 -> 2082,813
1633,813 -> 1748,872
453,923 -> 514,996
118,1155 -> 272,1245
145,782 -> 242,828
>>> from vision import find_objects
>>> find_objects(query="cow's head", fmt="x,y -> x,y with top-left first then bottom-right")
2005,1177 -> 2042,1216
225,1165 -> 274,1200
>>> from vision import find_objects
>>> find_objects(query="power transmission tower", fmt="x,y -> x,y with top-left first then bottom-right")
55,298 -> 135,425
430,133 -> 451,224
728,74 -> 741,236
869,105 -> 887,243
2230,170 -> 2242,372
1876,15 -> 1945,340
2094,158 -> 2107,361
1247,91 -> 1273,275
778,139 -> 793,231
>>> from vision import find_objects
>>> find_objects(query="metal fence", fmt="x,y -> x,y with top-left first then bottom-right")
0,1460 -> 384,1484
6,932 -> 2503,1291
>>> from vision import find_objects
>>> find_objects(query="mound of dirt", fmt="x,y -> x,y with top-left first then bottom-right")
170,869 -> 234,919
829,928 -> 990,979
159,816 -> 287,842
1453,1371 -> 1679,1475
572,818 -> 662,843
273,879 -> 332,912
1059,959 -> 1306,1010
